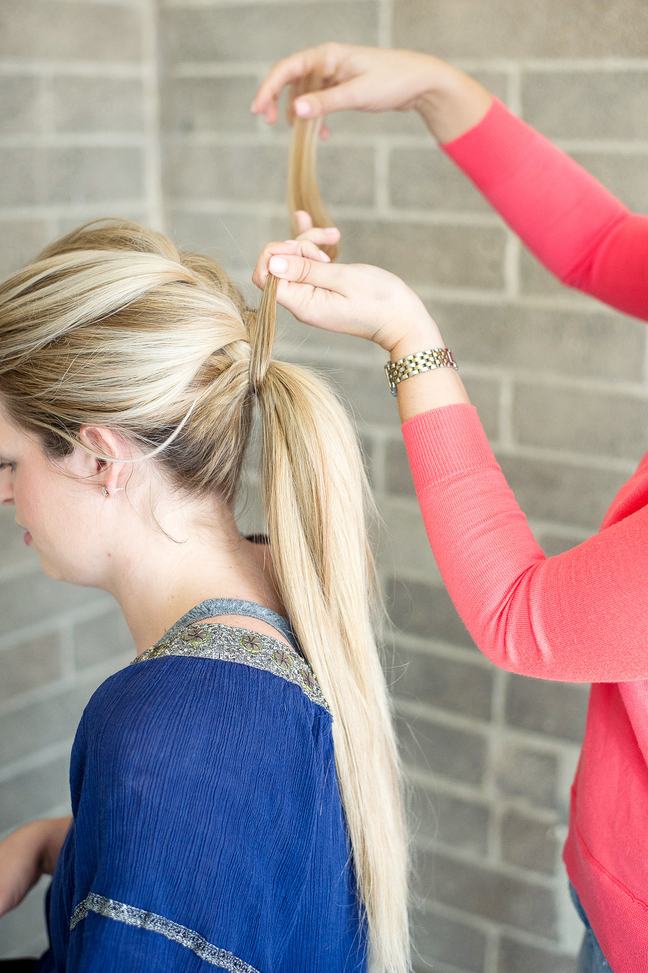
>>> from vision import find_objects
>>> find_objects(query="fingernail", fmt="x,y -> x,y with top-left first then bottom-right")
324,227 -> 339,234
320,252 -> 331,262
283,240 -> 299,244
294,100 -> 311,117
269,256 -> 288,274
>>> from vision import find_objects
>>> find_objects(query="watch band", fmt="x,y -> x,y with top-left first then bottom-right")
384,348 -> 458,396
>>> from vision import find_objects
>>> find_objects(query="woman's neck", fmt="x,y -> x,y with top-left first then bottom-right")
102,498 -> 284,654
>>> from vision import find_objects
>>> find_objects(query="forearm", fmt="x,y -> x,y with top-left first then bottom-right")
413,62 -> 493,144
40,816 -> 72,874
0,816 -> 71,915
404,404 -> 648,682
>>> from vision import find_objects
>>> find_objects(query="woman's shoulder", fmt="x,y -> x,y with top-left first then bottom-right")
79,621 -> 331,755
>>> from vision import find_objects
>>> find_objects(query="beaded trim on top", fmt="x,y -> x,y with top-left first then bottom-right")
132,622 -> 330,713
70,892 -> 260,973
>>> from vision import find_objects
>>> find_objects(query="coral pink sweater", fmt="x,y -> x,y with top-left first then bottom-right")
402,98 -> 648,971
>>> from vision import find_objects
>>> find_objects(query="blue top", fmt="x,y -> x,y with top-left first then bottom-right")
33,599 -> 367,973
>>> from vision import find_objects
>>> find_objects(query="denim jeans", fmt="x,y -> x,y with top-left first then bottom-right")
570,884 -> 614,973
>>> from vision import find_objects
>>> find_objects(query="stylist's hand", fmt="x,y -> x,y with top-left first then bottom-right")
253,238 -> 441,359
0,817 -> 71,916
251,43 -> 492,143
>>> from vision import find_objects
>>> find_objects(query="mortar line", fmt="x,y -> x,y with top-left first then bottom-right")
141,0 -> 165,230
378,0 -> 392,48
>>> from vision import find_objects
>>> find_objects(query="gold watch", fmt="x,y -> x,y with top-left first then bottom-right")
384,348 -> 458,396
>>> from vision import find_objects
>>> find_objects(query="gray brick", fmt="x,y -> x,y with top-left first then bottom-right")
0,684 -> 91,767
390,146 -> 491,212
324,104 -> 429,138
165,144 -> 287,203
501,808 -> 559,874
0,634 -> 63,705
0,1 -> 142,61
0,508 -> 42,573
499,937 -> 577,973
275,307 -> 377,364
495,741 -> 559,810
386,576 -> 477,651
162,3 -> 379,64
378,500 -> 440,579
163,77 -> 260,133
167,142 -> 375,209
51,78 -> 144,133
419,848 -> 558,938
465,377 -> 501,440
431,300 -> 646,383
338,219 -> 506,290
0,221 -> 49,281
169,209 -> 286,272
317,145 -> 375,207
506,674 -> 589,743
539,530 -> 582,558
397,713 -> 487,785
411,906 -> 486,973
523,72 -> 648,141
497,453 -> 627,531
514,383 -> 648,463
390,641 -> 493,720
385,438 -> 416,498
393,0 -> 648,58
73,609 -> 135,670
45,147 -> 144,205
411,785 -> 490,855
571,152 -> 648,216
0,149 -> 42,207
0,573 -> 109,638
0,755 -> 69,834
0,77 -> 41,135
331,360 -> 406,428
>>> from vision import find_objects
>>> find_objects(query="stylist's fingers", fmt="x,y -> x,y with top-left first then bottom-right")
252,48 -> 326,122
294,210 -> 341,246
267,253 -> 348,292
291,76 -> 367,119
253,240 -> 332,288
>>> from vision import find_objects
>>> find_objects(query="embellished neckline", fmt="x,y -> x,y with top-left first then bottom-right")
132,621 -> 330,713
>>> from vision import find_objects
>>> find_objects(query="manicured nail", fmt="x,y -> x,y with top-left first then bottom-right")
283,240 -> 299,244
324,227 -> 339,234
269,256 -> 288,274
319,252 -> 331,262
294,100 -> 311,117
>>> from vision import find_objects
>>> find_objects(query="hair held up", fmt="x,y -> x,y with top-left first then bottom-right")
0,75 -> 409,973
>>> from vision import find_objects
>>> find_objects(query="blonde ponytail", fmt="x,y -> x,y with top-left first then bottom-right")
249,86 -> 410,969
252,273 -> 409,971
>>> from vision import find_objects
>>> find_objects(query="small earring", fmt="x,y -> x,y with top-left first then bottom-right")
101,486 -> 109,497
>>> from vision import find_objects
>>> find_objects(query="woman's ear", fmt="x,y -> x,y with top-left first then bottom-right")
77,425 -> 131,497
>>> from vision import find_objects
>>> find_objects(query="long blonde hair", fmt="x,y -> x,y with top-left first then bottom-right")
0,98 -> 409,973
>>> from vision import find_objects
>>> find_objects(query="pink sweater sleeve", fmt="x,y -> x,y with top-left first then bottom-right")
402,404 -> 648,682
442,98 -> 648,321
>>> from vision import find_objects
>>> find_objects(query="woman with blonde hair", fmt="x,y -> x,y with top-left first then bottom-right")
0,216 -> 409,973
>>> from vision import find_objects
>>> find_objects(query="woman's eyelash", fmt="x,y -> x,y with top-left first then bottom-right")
0,462 -> 15,472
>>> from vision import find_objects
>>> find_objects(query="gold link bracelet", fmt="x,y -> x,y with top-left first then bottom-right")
384,348 -> 458,396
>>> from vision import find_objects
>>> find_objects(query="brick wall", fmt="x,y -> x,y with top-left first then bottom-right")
2,1 -> 647,970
